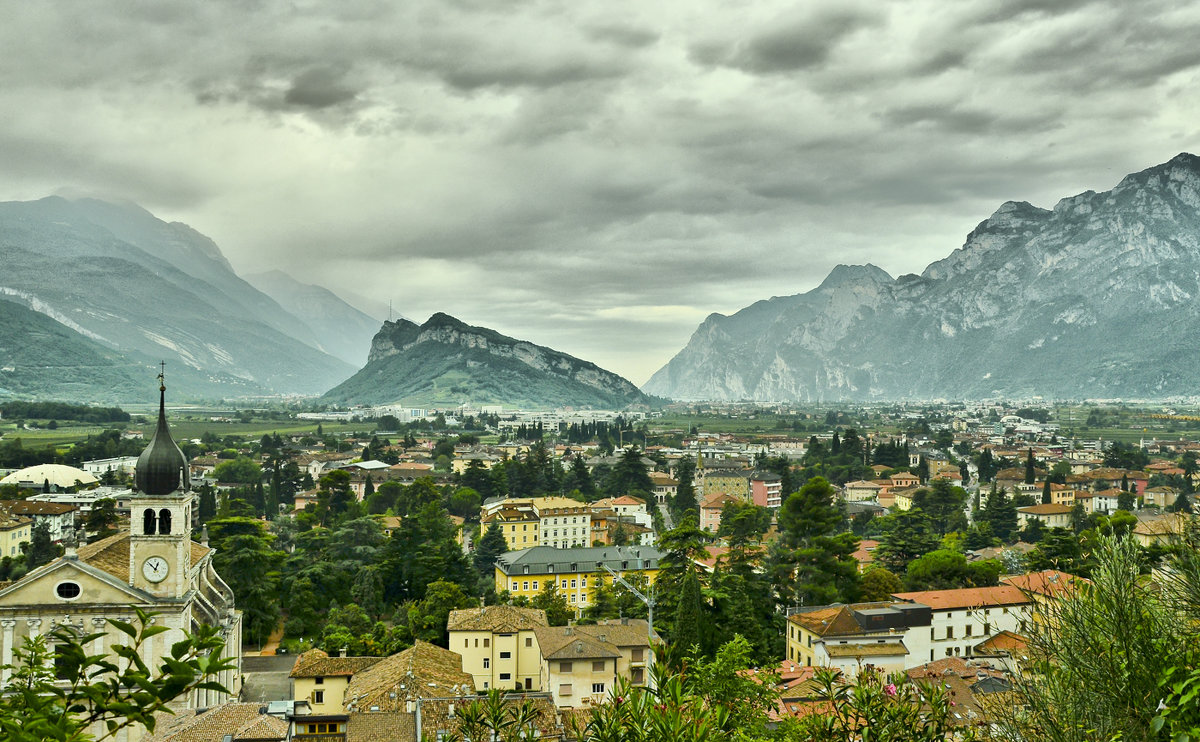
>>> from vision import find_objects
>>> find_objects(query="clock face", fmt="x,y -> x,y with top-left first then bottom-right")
142,556 -> 169,583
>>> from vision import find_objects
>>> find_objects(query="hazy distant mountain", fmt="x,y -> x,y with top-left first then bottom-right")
244,270 -> 383,367
0,196 -> 355,399
0,298 -> 145,402
644,153 -> 1200,401
324,313 -> 654,409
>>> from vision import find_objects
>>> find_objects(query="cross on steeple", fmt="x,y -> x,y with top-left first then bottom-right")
158,361 -> 166,390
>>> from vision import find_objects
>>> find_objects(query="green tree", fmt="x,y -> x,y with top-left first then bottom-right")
407,579 -> 478,646
213,531 -> 284,646
473,522 -> 509,586
774,477 -> 859,608
672,456 -> 698,520
605,446 -> 652,496
448,487 -> 482,520
316,469 -> 357,525
530,581 -> 573,626
911,478 -> 969,535
197,483 -> 217,522
874,510 -> 941,573
672,567 -> 703,653
22,521 -> 56,571
982,487 -> 1019,542
994,533 -> 1199,742
859,567 -> 903,601
84,498 -> 119,540
212,456 -> 262,485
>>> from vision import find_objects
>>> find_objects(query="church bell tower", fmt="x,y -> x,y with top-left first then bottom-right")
129,366 -> 193,599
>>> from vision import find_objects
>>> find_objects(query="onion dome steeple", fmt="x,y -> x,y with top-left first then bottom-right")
134,364 -> 190,495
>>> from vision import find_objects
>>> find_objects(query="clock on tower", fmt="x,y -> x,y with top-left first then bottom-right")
129,367 -> 193,598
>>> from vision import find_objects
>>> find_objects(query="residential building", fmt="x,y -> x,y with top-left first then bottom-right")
699,492 -> 741,533
842,480 -> 882,502
750,471 -> 783,508
534,619 -> 654,708
447,605 -> 547,692
79,456 -> 140,478
647,471 -> 677,504
700,469 -> 752,500
289,650 -> 382,714
495,545 -> 663,609
537,507 -> 593,549
0,500 -> 76,543
1017,503 -> 1074,530
785,601 -> 932,674
0,509 -> 33,558
892,585 -> 1031,662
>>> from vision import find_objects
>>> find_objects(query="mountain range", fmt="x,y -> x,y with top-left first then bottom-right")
323,313 -> 653,409
0,197 -> 367,401
643,153 -> 1200,401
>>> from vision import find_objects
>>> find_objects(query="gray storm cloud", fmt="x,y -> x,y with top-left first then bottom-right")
1,0 -> 1198,384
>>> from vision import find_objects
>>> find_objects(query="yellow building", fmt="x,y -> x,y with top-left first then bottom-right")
0,510 -> 33,558
494,545 -> 663,610
447,604 -> 547,692
534,619 -> 654,708
482,505 -> 540,550
700,469 -> 752,500
289,649 -> 382,715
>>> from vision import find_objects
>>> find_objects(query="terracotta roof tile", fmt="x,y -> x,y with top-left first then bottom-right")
892,585 -> 1029,611
344,642 -> 473,712
447,605 -> 547,632
290,649 -> 383,679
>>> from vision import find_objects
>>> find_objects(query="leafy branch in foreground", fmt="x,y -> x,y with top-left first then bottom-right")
0,608 -> 233,742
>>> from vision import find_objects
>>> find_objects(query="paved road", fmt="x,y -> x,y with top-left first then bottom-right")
658,501 -> 674,531
241,654 -> 296,704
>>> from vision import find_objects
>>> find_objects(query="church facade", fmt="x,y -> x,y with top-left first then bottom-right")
0,375 -> 242,742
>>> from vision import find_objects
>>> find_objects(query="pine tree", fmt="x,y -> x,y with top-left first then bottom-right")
673,457 -> 698,520
24,521 -> 56,570
474,522 -> 509,579
983,487 -> 1019,543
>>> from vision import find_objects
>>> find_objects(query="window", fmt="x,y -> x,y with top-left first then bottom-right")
532,581 -> 539,590
500,673 -> 511,681
483,658 -> 490,668
561,579 -> 567,589
512,582 -> 518,591
525,677 -> 532,690
631,648 -> 644,662
55,581 -> 81,600
631,667 -> 645,684
592,660 -> 605,672
559,684 -> 573,696
484,638 -> 490,648
522,581 -> 529,591
965,624 -> 973,637
306,723 -> 341,734
526,637 -> 533,647
500,651 -> 511,659
314,690 -> 325,704
315,676 -> 324,685
592,683 -> 605,694
560,661 -> 573,673
570,594 -> 576,603
946,626 -> 954,639
465,639 -> 469,648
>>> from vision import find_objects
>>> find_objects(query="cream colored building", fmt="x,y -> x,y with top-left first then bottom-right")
447,604 -> 547,692
0,379 -> 241,742
1018,503 -> 1074,529
0,510 -> 33,558
288,649 -> 382,714
534,619 -> 654,708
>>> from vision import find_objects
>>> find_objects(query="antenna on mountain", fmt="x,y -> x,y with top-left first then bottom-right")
388,300 -> 393,322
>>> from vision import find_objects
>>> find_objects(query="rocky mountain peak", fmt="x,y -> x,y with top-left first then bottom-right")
644,153 -> 1200,402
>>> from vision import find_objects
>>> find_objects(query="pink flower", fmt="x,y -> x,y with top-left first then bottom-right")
884,684 -> 897,697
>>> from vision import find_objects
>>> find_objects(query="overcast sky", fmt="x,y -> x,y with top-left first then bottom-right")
3,1 -> 1199,384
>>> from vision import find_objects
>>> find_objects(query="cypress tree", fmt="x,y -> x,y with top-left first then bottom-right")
672,567 -> 702,653
1025,448 -> 1036,485
1042,479 -> 1052,505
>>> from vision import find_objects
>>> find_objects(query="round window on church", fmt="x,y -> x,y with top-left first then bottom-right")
55,581 -> 81,600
